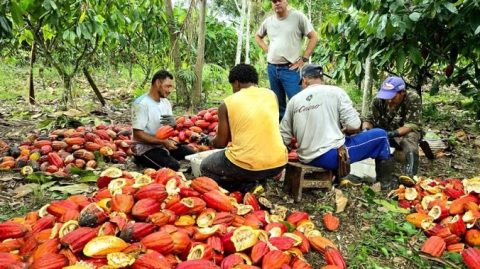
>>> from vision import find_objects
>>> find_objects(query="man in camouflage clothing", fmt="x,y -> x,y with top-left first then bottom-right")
363,76 -> 422,188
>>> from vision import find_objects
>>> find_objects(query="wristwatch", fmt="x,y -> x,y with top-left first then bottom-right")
301,56 -> 309,62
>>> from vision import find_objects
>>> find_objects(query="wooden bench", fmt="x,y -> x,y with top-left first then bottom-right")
283,162 -> 334,202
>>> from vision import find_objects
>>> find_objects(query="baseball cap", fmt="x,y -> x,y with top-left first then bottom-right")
299,64 -> 331,85
377,76 -> 406,99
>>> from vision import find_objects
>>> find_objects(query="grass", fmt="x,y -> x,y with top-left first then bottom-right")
0,204 -> 31,221
422,91 -> 478,131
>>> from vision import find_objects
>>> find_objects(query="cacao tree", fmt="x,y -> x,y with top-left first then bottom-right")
192,0 -> 207,110
165,0 -> 190,107
8,0 -> 125,106
318,0 -> 480,118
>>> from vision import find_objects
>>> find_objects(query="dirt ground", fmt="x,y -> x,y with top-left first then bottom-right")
1,98 -> 480,268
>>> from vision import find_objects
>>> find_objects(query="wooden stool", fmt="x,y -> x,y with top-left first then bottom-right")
283,162 -> 334,202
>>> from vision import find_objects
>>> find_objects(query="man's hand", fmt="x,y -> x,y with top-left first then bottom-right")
163,139 -> 178,150
198,134 -> 211,146
189,133 -> 201,143
289,58 -> 305,70
387,130 -> 400,138
160,115 -> 176,127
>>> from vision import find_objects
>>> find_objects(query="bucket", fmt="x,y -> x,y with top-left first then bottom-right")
185,149 -> 223,177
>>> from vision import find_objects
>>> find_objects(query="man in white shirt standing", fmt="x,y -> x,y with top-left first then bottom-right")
280,64 -> 396,189
255,0 -> 318,121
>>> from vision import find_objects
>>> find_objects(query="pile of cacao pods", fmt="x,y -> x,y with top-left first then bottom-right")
0,108 -> 222,176
0,166 -> 346,269
395,176 -> 480,268
0,124 -> 134,177
155,108 -> 219,152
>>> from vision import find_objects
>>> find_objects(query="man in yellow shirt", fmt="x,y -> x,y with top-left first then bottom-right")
200,64 -> 288,192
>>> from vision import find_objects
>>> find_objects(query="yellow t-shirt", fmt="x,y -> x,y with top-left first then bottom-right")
224,86 -> 288,170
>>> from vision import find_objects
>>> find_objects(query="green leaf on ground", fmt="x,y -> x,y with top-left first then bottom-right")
443,251 -> 462,264
13,183 -> 38,198
36,118 -> 56,129
69,166 -> 99,182
281,221 -> 296,233
48,183 -> 90,195
373,199 -> 410,214
40,181 -> 56,190
26,171 -> 52,184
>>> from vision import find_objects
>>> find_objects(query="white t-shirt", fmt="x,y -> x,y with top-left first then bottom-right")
131,93 -> 172,155
257,9 -> 314,64
280,84 -> 361,163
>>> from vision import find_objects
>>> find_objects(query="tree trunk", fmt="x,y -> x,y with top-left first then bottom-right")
244,0 -> 252,64
235,0 -> 246,65
127,37 -> 133,81
62,74 -> 74,108
141,68 -> 152,89
28,41 -> 36,104
361,54 -> 372,117
165,0 -> 190,108
83,67 -> 106,106
192,0 -> 207,110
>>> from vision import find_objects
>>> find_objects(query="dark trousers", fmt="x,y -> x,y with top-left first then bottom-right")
390,131 -> 420,154
200,149 -> 285,192
134,145 -> 196,171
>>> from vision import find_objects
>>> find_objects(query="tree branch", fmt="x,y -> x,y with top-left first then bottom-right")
234,0 -> 241,13
419,254 -> 461,269
72,43 -> 89,75
169,0 -> 195,56
24,16 -> 65,78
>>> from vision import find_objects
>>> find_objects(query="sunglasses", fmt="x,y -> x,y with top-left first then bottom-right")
271,0 -> 282,3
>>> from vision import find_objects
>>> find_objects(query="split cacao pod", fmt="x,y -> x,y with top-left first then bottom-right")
203,190 -> 234,212
30,253 -> 68,269
262,250 -> 291,269
0,221 -> 27,240
61,226 -> 98,254
324,246 -> 347,269
82,235 -> 129,257
322,213 -> 340,232
420,236 -> 446,257
131,250 -> 173,269
190,177 -> 219,194
462,247 -> 480,269
140,231 -> 174,255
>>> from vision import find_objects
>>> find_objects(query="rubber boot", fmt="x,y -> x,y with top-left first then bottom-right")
398,151 -> 419,187
404,151 -> 419,177
375,158 -> 396,190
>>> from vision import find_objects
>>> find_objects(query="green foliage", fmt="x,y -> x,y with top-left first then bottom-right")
319,0 -> 480,118
115,0 -> 171,86
342,83 -> 363,105
202,63 -> 231,106
423,90 -> 477,130
204,17 -> 237,67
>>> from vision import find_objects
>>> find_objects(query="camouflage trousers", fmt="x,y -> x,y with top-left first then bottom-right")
390,131 -> 420,159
